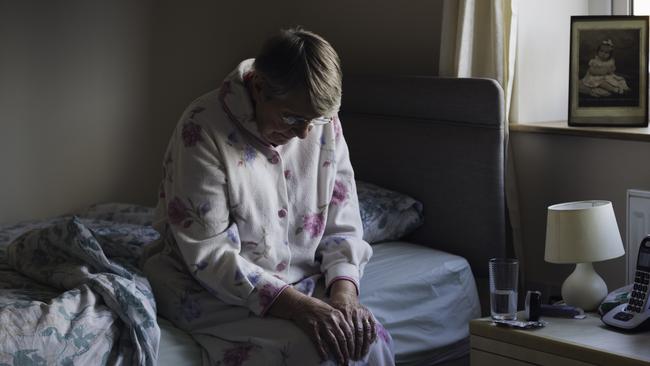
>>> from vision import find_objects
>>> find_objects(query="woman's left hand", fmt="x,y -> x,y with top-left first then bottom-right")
328,280 -> 377,361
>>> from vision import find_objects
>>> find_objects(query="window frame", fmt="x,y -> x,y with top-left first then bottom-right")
613,0 -> 632,15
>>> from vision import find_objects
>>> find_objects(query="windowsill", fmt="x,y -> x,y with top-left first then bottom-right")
510,121 -> 650,142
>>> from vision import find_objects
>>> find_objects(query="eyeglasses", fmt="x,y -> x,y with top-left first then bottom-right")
282,115 -> 333,126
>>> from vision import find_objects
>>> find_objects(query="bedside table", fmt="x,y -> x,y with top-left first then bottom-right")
470,312 -> 650,365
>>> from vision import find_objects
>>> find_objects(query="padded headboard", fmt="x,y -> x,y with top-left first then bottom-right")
340,75 -> 507,280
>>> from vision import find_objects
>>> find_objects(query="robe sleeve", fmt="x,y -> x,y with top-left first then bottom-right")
162,110 -> 288,316
317,119 -> 373,295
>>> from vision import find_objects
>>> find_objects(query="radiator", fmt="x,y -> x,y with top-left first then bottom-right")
627,189 -> 650,284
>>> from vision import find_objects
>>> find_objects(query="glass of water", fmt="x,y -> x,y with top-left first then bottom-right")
489,258 -> 519,320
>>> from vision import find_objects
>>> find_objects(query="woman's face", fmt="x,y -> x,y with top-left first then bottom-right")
249,73 -> 319,146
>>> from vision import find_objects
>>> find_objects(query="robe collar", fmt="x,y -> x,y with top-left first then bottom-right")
218,59 -> 273,148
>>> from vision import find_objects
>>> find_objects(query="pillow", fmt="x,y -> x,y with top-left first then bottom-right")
78,203 -> 156,226
356,180 -> 424,244
77,185 -> 424,245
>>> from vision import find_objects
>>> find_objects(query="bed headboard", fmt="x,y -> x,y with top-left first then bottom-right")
340,75 -> 507,281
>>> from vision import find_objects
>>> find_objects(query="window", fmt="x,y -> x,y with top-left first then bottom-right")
632,1 -> 650,73
634,0 -> 650,15
615,0 -> 650,15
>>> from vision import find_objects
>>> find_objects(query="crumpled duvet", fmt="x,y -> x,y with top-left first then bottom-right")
0,216 -> 159,366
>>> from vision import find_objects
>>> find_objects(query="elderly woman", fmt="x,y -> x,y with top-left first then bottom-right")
142,28 -> 394,365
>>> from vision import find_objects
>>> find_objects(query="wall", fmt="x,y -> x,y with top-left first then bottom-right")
511,0 -> 650,295
511,0 -> 614,123
512,132 -> 650,295
0,0 -> 153,225
0,0 -> 443,225
512,0 -> 582,123
148,0 -> 444,184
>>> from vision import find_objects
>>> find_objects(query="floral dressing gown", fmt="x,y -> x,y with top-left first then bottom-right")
143,59 -> 394,366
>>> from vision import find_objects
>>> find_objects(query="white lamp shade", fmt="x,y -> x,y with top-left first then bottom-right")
545,200 -> 625,263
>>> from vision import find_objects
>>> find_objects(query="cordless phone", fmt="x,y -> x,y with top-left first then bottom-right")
602,236 -> 650,330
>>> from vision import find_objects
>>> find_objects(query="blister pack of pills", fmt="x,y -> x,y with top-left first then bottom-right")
492,319 -> 547,329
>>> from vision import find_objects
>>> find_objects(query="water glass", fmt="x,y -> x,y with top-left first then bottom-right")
489,258 -> 519,320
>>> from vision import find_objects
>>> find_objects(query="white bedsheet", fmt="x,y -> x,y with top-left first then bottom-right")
158,317 -> 202,365
158,241 -> 480,366
361,242 -> 480,365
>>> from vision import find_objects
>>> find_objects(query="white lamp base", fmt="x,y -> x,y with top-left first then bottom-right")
561,262 -> 608,311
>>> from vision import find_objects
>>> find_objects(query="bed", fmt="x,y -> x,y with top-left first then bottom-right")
341,75 -> 507,365
0,75 -> 507,365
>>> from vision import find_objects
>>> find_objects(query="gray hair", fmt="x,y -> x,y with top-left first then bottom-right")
253,27 -> 342,117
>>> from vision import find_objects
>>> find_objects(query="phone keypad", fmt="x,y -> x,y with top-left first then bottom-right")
627,270 -> 650,313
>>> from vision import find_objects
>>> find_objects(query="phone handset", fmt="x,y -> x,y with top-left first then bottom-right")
602,236 -> 650,330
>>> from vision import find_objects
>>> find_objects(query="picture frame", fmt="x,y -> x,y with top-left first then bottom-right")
568,16 -> 649,127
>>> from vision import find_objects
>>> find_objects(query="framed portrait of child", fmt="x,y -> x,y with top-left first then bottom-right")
569,16 -> 649,127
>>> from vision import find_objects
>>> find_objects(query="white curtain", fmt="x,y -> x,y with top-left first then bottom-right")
439,0 -> 518,116
439,0 -> 525,287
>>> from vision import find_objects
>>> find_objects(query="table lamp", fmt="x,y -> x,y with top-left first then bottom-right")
545,200 -> 625,311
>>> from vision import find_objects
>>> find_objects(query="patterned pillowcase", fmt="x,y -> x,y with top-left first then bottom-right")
78,203 -> 156,226
78,185 -> 424,245
356,181 -> 424,244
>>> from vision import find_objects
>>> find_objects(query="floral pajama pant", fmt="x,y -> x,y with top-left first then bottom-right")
144,251 -> 395,366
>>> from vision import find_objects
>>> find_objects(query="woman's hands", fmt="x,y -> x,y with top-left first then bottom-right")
291,294 -> 355,364
267,287 -> 354,364
267,281 -> 377,365
328,280 -> 377,361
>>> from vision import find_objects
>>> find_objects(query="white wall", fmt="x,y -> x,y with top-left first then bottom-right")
0,0 -> 443,225
0,0 -> 153,225
511,0 -> 614,123
512,131 -> 650,295
511,0 -> 586,123
509,0 -> 650,297
148,0 -> 443,167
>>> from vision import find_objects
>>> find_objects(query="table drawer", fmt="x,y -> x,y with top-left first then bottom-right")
471,349 -> 530,366
471,335 -> 594,366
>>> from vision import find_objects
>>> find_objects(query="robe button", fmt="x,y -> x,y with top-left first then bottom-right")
278,208 -> 287,218
269,155 -> 279,164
